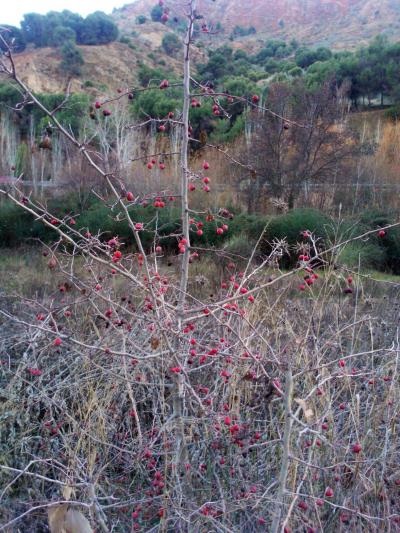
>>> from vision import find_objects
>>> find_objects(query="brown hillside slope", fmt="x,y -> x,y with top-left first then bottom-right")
10,28 -> 187,94
115,0 -> 400,49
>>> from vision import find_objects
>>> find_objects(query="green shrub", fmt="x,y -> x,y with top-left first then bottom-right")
0,82 -> 23,107
261,209 -> 332,267
60,40 -> 84,77
223,234 -> 257,258
337,240 -> 386,270
150,5 -> 163,22
385,104 -> 400,121
0,202 -> 56,246
161,33 -> 181,55
1,201 -> 399,275
383,229 -> 400,274
31,93 -> 90,135
119,35 -> 131,45
358,209 -> 400,273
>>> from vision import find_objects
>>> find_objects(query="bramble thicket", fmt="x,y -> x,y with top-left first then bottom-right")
0,1 -> 400,532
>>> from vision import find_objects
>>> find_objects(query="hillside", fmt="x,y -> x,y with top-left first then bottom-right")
115,0 -> 400,49
9,24 -> 190,94
4,0 -> 400,94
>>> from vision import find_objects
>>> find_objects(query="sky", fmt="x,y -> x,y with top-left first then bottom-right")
1,1 -> 130,27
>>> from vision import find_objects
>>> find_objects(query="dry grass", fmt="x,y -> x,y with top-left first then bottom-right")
1,245 -> 399,532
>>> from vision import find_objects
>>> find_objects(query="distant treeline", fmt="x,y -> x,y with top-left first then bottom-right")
198,35 -> 400,111
0,10 -> 119,52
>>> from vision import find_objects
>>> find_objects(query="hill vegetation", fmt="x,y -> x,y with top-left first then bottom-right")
0,10 -> 119,51
115,0 -> 400,49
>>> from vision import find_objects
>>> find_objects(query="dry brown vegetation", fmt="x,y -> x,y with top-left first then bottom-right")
1,3 -> 400,533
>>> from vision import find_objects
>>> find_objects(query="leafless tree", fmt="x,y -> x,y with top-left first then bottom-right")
240,80 -> 354,211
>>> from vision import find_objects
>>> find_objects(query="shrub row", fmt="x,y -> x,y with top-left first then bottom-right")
0,200 -> 398,273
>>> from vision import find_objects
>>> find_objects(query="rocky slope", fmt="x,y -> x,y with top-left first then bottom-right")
115,0 -> 400,49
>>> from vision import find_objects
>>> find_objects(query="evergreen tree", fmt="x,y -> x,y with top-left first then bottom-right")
0,25 -> 26,53
60,40 -> 84,77
78,12 -> 119,45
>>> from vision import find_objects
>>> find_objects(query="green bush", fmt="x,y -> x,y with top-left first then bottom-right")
1,202 -> 399,274
0,82 -> 23,107
383,229 -> 400,274
150,5 -> 163,22
223,234 -> 258,258
60,40 -> 84,77
358,209 -> 400,273
161,33 -> 181,55
31,93 -> 90,135
0,25 -> 26,53
119,35 -> 131,45
266,209 -> 332,242
337,240 -> 386,270
0,202 -> 56,246
385,105 -> 400,121
262,209 -> 333,267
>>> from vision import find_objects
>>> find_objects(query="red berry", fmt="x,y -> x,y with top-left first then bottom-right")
298,500 -> 308,511
352,442 -> 362,453
203,161 -> 210,170
126,191 -> 134,201
216,227 -> 224,235
102,109 -> 111,116
94,101 -> 101,109
252,94 -> 260,104
27,367 -> 42,376
53,337 -> 62,347
324,486 -> 334,497
378,229 -> 386,237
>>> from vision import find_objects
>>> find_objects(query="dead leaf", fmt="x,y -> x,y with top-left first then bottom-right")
150,337 -> 160,350
294,398 -> 314,422
61,485 -> 74,501
48,504 -> 93,533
